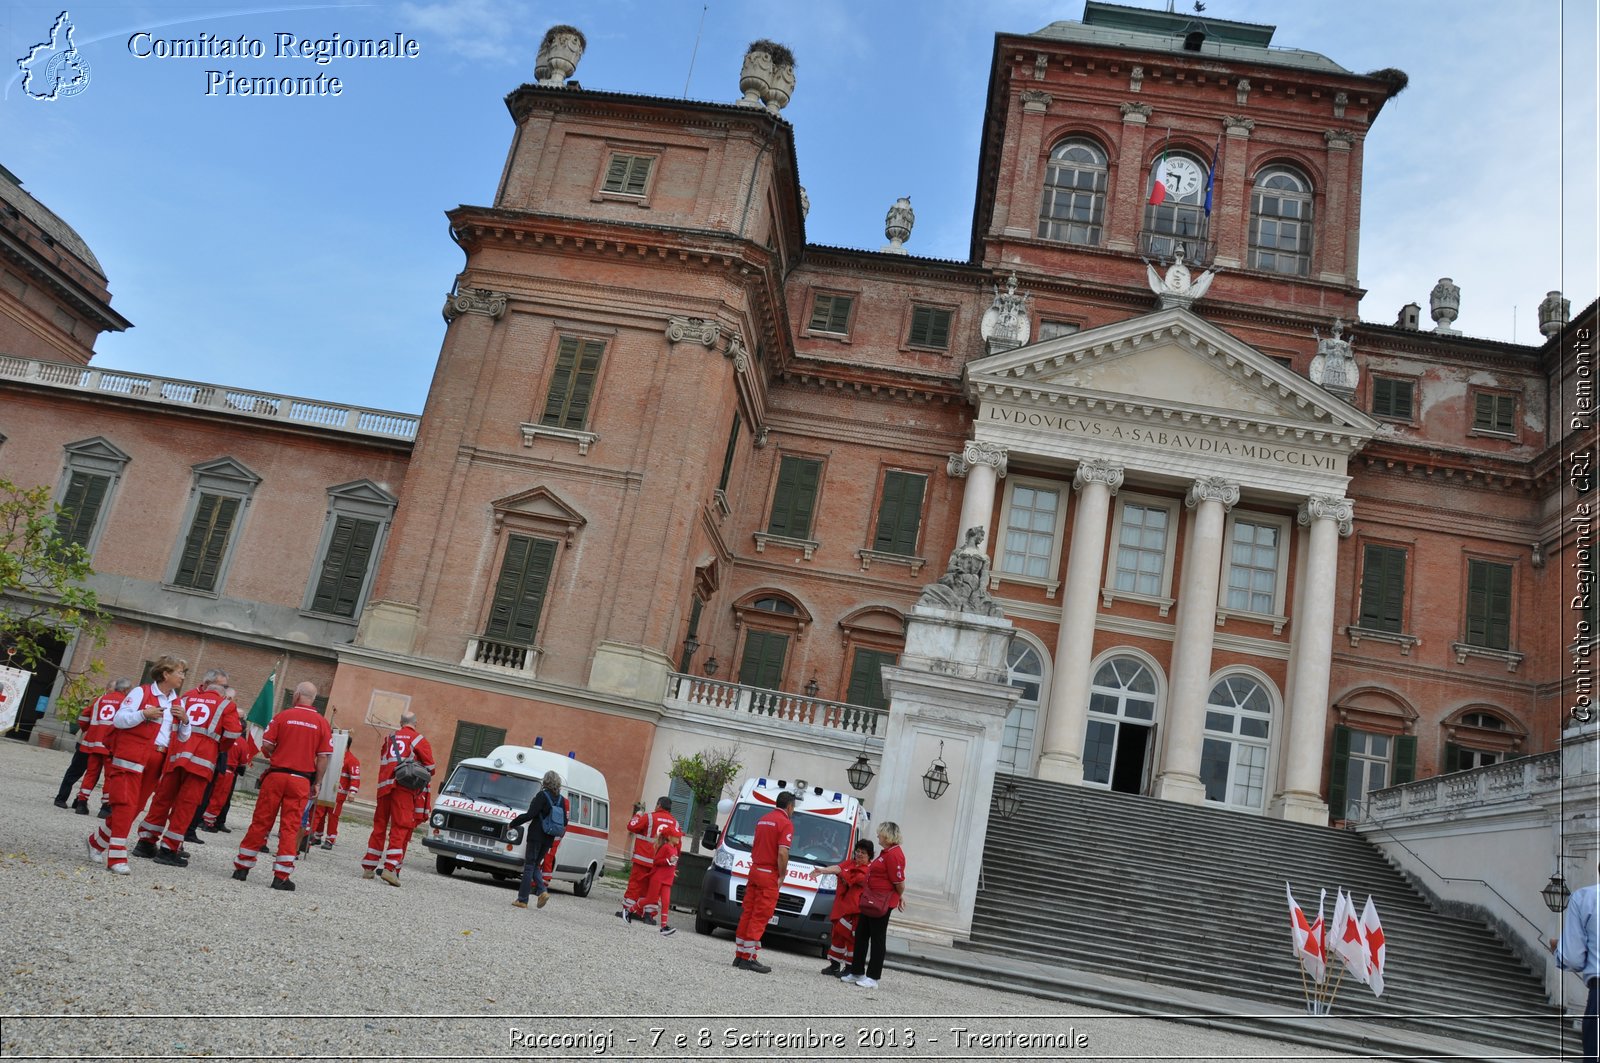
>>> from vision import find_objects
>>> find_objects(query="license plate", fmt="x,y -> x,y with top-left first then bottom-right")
457,854 -> 475,863
767,915 -> 778,924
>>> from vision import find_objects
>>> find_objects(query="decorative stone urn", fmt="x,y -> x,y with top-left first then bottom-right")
882,196 -> 914,254
1539,290 -> 1571,337
738,40 -> 794,112
534,24 -> 585,87
765,55 -> 796,114
1430,276 -> 1461,334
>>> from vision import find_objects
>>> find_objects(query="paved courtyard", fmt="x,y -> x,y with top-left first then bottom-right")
5,739 -> 1331,1060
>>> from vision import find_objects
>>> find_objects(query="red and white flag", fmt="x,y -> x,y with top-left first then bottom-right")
1330,889 -> 1370,984
1148,149 -> 1170,206
1361,895 -> 1387,997
1286,883 -> 1327,983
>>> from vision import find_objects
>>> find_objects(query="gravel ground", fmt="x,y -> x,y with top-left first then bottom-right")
1,740 -> 1314,1062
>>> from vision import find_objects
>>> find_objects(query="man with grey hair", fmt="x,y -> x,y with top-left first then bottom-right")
135,667 -> 241,866
55,677 -> 134,814
361,708 -> 434,886
232,680 -> 332,891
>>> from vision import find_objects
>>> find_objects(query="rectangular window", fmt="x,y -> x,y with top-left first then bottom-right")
446,720 -> 508,780
717,412 -> 741,492
540,336 -> 606,431
807,293 -> 853,334
1114,502 -> 1170,596
845,648 -> 897,711
1372,377 -> 1415,420
1037,321 -> 1080,341
55,471 -> 110,549
767,456 -> 822,539
1465,559 -> 1512,650
601,153 -> 653,196
1358,544 -> 1407,633
872,471 -> 927,556
1472,391 -> 1516,435
173,492 -> 241,592
907,305 -> 953,350
310,516 -> 380,618
738,629 -> 788,690
1225,519 -> 1280,614
999,484 -> 1061,579
484,535 -> 558,645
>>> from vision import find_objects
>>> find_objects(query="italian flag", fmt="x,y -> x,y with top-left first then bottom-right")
245,667 -> 277,744
1148,149 -> 1170,206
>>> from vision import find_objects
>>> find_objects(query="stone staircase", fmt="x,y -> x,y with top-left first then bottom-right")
956,775 -> 1566,1055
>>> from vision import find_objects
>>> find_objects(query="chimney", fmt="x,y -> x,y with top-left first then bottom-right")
1396,302 -> 1421,330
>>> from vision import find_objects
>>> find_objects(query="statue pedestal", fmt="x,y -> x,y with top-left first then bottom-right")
874,606 -> 1019,945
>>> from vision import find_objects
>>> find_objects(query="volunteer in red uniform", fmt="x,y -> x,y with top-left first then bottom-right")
231,681 -> 332,891
135,669 -> 241,866
641,824 -> 681,937
361,710 -> 434,886
618,796 -> 679,923
817,838 -> 874,976
86,656 -> 188,874
310,742 -> 360,849
842,821 -> 907,990
69,679 -> 131,814
733,790 -> 805,974
201,729 -> 258,832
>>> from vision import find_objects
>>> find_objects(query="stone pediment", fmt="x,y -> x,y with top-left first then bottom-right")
490,485 -> 586,546
965,307 -> 1377,440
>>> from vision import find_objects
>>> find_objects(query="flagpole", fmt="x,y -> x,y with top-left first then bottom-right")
1321,963 -> 1346,1013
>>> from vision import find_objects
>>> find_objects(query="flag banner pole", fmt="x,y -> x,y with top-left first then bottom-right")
1321,963 -> 1346,1013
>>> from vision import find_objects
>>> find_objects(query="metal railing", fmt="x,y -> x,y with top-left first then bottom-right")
665,673 -> 885,737
1138,229 -> 1215,267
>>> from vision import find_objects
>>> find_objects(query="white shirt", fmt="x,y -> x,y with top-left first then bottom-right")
112,685 -> 189,749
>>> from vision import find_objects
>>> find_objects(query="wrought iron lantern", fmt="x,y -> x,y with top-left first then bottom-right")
846,753 -> 875,791
994,782 -> 1022,819
680,634 -> 700,669
1542,874 -> 1572,914
703,655 -> 719,677
804,675 -> 819,697
921,741 -> 950,800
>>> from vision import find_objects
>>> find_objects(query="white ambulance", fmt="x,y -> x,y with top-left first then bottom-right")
694,777 -> 870,951
423,744 -> 610,896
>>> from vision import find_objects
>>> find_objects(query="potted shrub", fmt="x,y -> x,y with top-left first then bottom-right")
667,746 -> 741,911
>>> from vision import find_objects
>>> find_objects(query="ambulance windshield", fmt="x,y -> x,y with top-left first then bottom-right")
722,802 -> 851,866
440,764 -> 538,811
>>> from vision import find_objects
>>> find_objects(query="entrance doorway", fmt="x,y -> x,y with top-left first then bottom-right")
3,634 -> 67,741
1109,722 -> 1152,793
1082,655 -> 1159,795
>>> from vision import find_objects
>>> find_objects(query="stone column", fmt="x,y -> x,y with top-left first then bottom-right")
1271,495 -> 1353,824
1110,103 -> 1152,253
1212,117 -> 1254,269
949,442 -> 1008,551
1154,476 -> 1240,804
1037,459 -> 1124,783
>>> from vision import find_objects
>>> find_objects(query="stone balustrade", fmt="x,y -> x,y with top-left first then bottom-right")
664,673 -> 885,739
1360,751 -> 1563,824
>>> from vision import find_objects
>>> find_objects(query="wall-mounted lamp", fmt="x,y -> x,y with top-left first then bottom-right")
703,654 -> 719,677
680,633 -> 700,671
922,741 -> 950,800
804,675 -> 819,697
847,753 -> 875,791
994,782 -> 1022,820
1542,873 -> 1571,913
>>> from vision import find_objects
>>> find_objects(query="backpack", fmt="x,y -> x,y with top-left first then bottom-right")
539,791 -> 567,838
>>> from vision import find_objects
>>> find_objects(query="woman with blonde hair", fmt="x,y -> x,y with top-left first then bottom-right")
843,820 -> 906,990
509,769 -> 565,909
87,655 -> 189,874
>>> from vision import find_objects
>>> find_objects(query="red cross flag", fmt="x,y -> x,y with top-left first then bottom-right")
1361,895 -> 1387,997
1329,889 -> 1370,984
1286,883 -> 1327,984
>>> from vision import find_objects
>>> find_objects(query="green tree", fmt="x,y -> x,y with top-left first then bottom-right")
669,746 -> 742,851
1,478 -> 109,722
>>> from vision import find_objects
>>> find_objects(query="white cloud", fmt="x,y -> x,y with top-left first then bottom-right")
398,0 -> 529,62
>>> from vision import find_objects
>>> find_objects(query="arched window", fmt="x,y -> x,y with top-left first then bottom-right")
1443,706 -> 1526,772
1038,139 -> 1108,246
731,591 -> 810,692
1083,655 -> 1158,791
1200,673 -> 1274,810
999,637 -> 1045,775
1248,166 -> 1313,276
1141,152 -> 1210,263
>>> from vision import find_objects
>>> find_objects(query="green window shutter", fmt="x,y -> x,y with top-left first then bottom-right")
845,649 -> 897,711
175,493 -> 239,591
677,597 -> 705,672
446,721 -> 508,779
540,337 -> 604,430
312,516 -> 380,617
1495,395 -> 1514,434
1443,741 -> 1462,774
603,154 -> 631,191
624,156 -> 652,196
1358,545 -> 1405,633
809,294 -> 852,333
1372,378 -> 1413,420
668,775 -> 696,833
484,535 -> 557,644
718,412 -> 741,491
873,471 -> 926,555
908,306 -> 952,349
1466,560 -> 1512,649
738,630 -> 788,690
767,456 -> 821,538
56,471 -> 109,548
1327,724 -> 1351,820
540,338 -> 579,427
1393,735 -> 1417,785
1392,380 -> 1414,419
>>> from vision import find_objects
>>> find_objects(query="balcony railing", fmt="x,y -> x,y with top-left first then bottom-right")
0,355 -> 419,441
462,635 -> 540,676
1358,751 -> 1562,824
1137,229 -> 1215,267
665,673 -> 885,738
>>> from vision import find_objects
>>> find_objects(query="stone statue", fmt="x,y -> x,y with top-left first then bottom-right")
1145,246 -> 1217,309
1310,318 -> 1358,396
980,272 -> 1032,352
916,526 -> 1005,618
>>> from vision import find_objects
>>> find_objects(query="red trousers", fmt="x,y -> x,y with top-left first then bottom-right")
203,767 -> 237,826
362,787 -> 420,873
87,765 -> 144,868
131,746 -> 166,821
827,914 -> 858,966
77,753 -> 108,803
643,868 -> 676,928
234,772 -> 310,881
734,868 -> 780,961
621,860 -> 653,914
138,766 -> 206,851
310,794 -> 348,841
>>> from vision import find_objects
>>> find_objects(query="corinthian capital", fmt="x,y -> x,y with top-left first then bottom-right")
1186,476 -> 1240,511
1298,495 -> 1354,537
1073,459 -> 1124,494
442,287 -> 509,322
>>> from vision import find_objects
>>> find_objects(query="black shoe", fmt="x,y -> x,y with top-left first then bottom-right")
97,805 -> 111,820
642,915 -> 658,926
231,868 -> 248,882
199,824 -> 220,833
53,797 -> 69,809
132,840 -> 157,859
152,849 -> 189,867
820,963 -> 841,976
184,832 -> 204,845
270,877 -> 296,891
659,926 -> 677,936
742,958 -> 772,974
72,799 -> 90,815
216,825 -> 232,834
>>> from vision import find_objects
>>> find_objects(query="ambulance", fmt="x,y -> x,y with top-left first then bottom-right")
694,776 -> 870,950
422,743 -> 610,897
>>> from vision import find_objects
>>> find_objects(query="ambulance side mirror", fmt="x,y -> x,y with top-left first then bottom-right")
701,825 -> 720,850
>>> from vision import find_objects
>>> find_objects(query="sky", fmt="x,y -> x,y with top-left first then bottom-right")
3,0 -> 1596,415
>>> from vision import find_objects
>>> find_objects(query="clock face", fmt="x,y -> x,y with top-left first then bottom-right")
1163,157 -> 1204,198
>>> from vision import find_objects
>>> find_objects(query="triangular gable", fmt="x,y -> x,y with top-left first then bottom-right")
191,456 -> 261,486
490,485 -> 586,539
63,436 -> 132,464
327,479 -> 399,507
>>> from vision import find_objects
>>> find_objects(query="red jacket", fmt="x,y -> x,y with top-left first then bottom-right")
376,725 -> 434,796
628,809 -> 680,867
106,684 -> 176,772
77,691 -> 122,756
338,751 -> 361,796
831,862 -> 868,921
166,687 -> 243,776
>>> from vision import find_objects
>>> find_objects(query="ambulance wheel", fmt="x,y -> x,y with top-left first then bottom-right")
572,864 -> 596,897
435,856 -> 456,876
695,906 -> 714,935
